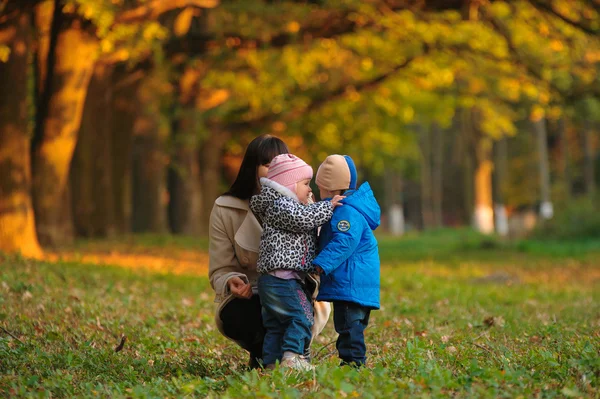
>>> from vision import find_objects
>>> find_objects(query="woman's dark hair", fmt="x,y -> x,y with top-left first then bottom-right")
225,134 -> 289,199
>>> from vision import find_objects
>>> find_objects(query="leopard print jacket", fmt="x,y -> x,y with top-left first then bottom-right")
250,178 -> 334,274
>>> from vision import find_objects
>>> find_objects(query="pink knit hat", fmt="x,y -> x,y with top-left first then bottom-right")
267,154 -> 313,192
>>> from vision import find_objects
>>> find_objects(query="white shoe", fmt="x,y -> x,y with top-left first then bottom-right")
280,354 -> 314,371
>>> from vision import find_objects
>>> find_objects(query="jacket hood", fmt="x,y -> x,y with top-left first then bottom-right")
343,155 -> 358,190
251,177 -> 298,215
342,182 -> 380,230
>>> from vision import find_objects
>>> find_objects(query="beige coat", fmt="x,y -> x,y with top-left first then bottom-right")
208,195 -> 331,345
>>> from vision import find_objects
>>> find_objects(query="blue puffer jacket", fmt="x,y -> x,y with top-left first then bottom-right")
313,181 -> 381,309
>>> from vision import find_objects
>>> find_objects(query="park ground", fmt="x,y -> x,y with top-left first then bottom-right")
1,230 -> 599,398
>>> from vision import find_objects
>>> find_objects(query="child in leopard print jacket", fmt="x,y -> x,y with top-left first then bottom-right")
250,153 -> 344,371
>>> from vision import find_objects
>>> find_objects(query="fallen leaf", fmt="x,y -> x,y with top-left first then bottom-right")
115,335 -> 126,352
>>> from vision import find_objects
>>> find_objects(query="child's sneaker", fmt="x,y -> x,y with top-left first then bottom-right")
280,353 -> 314,371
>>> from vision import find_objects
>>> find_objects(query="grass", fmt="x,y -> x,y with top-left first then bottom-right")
1,230 -> 599,398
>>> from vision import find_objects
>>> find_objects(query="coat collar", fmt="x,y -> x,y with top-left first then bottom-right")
215,195 -> 250,210
215,195 -> 261,252
260,177 -> 299,201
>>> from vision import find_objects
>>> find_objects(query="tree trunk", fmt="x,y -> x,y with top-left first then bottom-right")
431,123 -> 444,228
583,120 -> 596,198
459,108 -> 475,227
473,139 -> 494,234
31,16 -> 98,245
467,108 -> 494,234
131,73 -> 169,233
200,128 -> 230,229
33,0 -> 54,99
70,63 -> 115,237
493,137 -> 509,236
168,116 -> 203,235
168,67 -> 203,235
0,11 -> 43,258
557,117 -> 572,200
110,66 -> 142,235
533,117 -> 553,219
384,168 -> 405,235
418,125 -> 434,229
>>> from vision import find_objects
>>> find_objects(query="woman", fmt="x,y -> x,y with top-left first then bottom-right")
208,134 -> 331,368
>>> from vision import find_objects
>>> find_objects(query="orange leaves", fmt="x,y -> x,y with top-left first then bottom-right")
550,40 -> 564,52
287,21 -> 301,33
196,89 -> 230,111
174,8 -> 197,37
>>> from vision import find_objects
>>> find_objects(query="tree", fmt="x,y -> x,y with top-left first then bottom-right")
0,10 -> 42,257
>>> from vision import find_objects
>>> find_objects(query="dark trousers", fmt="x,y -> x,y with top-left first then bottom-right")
258,274 -> 314,365
333,301 -> 371,366
220,295 -> 265,367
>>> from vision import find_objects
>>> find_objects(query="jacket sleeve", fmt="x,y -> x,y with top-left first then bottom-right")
269,199 -> 334,233
208,204 -> 249,300
312,208 -> 362,275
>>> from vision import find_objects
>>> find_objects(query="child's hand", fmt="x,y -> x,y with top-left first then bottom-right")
331,195 -> 345,208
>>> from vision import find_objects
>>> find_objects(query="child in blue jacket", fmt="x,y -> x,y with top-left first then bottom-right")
312,154 -> 381,367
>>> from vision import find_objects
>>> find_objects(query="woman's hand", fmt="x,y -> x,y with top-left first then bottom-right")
228,276 -> 253,299
331,195 -> 345,208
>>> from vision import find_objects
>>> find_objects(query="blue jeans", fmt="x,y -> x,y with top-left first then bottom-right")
333,301 -> 371,366
258,274 -> 314,365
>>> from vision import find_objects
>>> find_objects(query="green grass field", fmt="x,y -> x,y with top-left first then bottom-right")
1,231 -> 599,398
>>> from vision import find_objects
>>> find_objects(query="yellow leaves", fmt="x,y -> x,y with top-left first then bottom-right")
320,38 -> 335,49
476,102 -> 517,138
402,106 -> 415,123
489,2 -> 511,18
100,38 -> 115,53
318,123 -> 340,149
0,45 -> 10,63
379,87 -> 391,98
438,69 -> 455,87
142,23 -> 168,41
584,50 -> 600,63
361,58 -> 373,71
415,77 -> 434,91
317,73 -> 329,83
345,87 -> 361,102
547,106 -> 563,121
539,23 -> 550,37
271,103 -> 283,114
374,97 -> 398,116
62,2 -> 76,13
538,92 -> 550,104
574,68 -> 597,85
529,105 -> 545,122
550,40 -> 564,52
522,82 -> 539,100
174,8 -> 196,37
468,78 -> 486,94
498,78 -> 521,102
